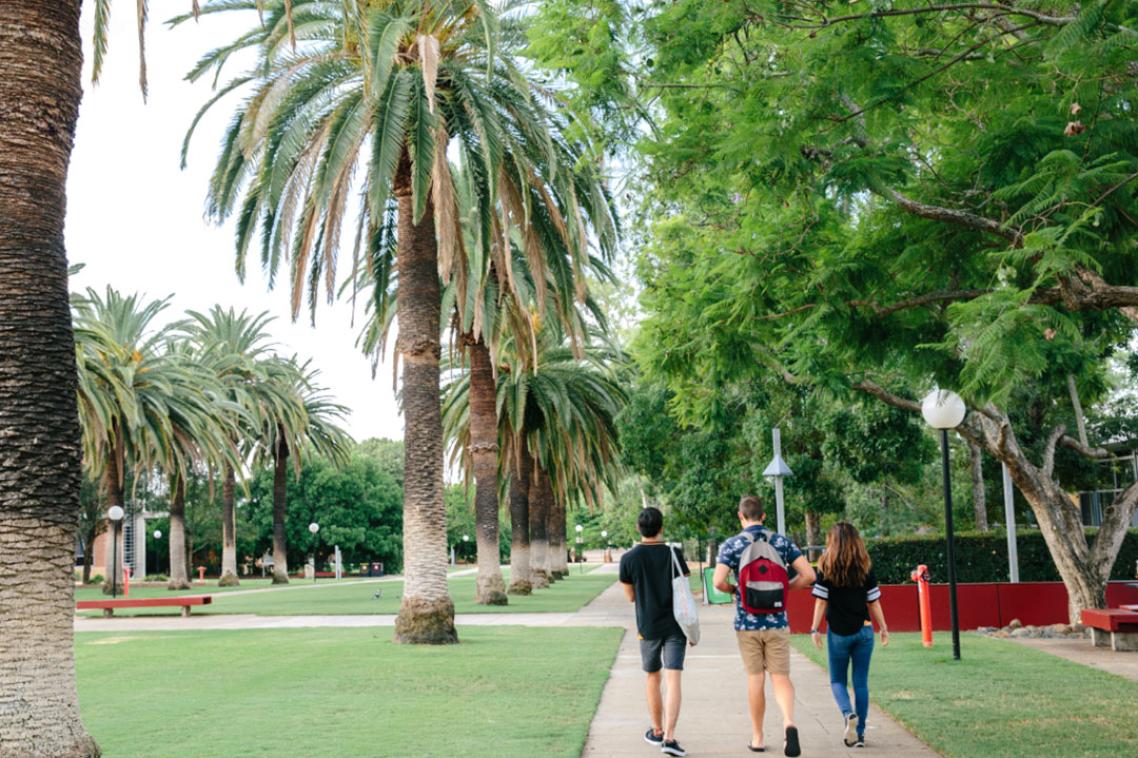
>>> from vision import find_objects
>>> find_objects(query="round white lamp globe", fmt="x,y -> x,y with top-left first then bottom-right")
921,389 -> 967,429
575,524 -> 584,533
601,530 -> 608,538
153,530 -> 162,540
462,534 -> 469,542
308,522 -> 320,535
107,505 -> 125,522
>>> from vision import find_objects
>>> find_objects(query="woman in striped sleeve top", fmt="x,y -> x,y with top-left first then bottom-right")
809,522 -> 889,749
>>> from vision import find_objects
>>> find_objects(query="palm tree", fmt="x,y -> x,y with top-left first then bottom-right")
254,357 -> 352,584
184,307 -> 281,586
178,0 -> 613,640
449,322 -> 626,589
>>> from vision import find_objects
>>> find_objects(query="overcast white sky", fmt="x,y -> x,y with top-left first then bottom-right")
65,4 -> 401,444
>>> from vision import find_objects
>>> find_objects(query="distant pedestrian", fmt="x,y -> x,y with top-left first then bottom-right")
810,522 -> 889,749
619,506 -> 692,757
713,495 -> 815,756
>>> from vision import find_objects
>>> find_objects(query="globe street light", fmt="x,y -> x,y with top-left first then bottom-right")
921,388 -> 967,661
308,523 -> 320,583
462,534 -> 469,563
107,505 -> 125,598
575,524 -> 584,574
601,529 -> 611,564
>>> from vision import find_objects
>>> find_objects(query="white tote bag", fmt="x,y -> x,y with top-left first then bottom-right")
670,546 -> 700,645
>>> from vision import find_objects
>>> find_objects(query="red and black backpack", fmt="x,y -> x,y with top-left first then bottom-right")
737,530 -> 789,615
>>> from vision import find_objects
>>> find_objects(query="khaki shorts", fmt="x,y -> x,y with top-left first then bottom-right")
736,629 -> 791,675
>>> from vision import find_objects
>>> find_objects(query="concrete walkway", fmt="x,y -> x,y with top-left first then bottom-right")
582,583 -> 937,757
1008,636 -> 1138,683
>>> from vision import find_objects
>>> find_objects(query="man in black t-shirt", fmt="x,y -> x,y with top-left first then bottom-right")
619,507 -> 691,757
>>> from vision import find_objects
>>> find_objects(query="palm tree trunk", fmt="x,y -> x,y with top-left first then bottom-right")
219,464 -> 240,586
271,437 -> 290,584
529,463 -> 552,589
969,441 -> 989,532
507,442 -> 532,595
167,474 -> 192,590
100,444 -> 126,594
550,495 -> 568,578
0,3 -> 97,747
468,336 -> 507,605
392,147 -> 457,644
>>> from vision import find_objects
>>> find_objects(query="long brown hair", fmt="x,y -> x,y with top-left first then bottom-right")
818,522 -> 871,588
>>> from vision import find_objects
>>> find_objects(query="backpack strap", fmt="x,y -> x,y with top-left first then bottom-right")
669,545 -> 684,580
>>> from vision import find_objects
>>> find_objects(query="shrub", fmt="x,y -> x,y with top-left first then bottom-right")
866,529 -> 1138,584
86,574 -> 104,585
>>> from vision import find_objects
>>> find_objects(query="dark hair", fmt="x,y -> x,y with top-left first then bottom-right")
738,495 -> 764,521
819,522 -> 872,587
638,506 -> 664,537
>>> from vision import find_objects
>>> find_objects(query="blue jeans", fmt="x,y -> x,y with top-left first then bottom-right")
826,625 -> 874,735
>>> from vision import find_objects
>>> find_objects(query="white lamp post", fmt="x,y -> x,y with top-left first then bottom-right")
462,533 -> 469,563
107,505 -> 125,598
921,388 -> 967,661
151,529 -> 162,578
762,428 -> 793,535
308,523 -> 320,582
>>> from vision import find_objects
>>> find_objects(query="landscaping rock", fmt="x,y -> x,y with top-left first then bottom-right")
1049,623 -> 1072,636
993,630 -> 1011,638
1011,627 -> 1033,638
1008,618 -> 1023,630
975,626 -> 998,635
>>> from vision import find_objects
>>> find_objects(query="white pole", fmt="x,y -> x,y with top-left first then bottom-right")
1002,463 -> 1020,583
773,428 -> 786,535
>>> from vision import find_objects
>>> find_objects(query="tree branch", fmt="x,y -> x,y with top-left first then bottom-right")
851,380 -> 922,413
1058,435 -> 1111,461
766,4 -> 1075,29
882,188 -> 1022,244
1091,479 -> 1138,574
1043,425 -> 1067,478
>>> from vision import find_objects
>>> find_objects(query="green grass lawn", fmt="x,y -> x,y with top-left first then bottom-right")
791,632 -> 1138,757
77,625 -> 622,757
77,568 -> 616,617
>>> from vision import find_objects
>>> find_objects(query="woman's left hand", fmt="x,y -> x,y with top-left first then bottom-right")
880,628 -> 889,647
811,630 -> 823,649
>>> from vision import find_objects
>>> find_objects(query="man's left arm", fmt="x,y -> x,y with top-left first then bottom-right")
788,554 -> 815,589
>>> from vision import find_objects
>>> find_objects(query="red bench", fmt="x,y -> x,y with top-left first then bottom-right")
77,595 -> 213,618
1080,608 -> 1138,652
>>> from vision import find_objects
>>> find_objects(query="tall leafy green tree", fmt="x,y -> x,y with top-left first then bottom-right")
598,0 -> 1138,620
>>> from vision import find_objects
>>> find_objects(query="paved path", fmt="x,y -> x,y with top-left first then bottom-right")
582,582 -> 937,757
1009,636 -> 1138,683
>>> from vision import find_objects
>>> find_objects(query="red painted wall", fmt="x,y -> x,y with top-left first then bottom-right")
785,580 -> 1138,633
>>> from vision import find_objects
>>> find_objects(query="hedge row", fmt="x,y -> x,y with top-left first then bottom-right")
865,529 -> 1138,584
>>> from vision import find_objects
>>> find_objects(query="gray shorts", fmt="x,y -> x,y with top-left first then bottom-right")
640,634 -> 687,672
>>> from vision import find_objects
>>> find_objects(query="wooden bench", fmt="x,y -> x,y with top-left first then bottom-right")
77,595 -> 213,618
1080,608 -> 1138,652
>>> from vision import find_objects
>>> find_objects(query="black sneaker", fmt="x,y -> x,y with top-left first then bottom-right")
842,713 -> 858,747
855,735 -> 866,748
644,728 -> 664,746
784,725 -> 801,757
661,739 -> 687,756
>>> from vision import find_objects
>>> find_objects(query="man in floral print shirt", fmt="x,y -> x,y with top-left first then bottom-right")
713,495 -> 815,756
